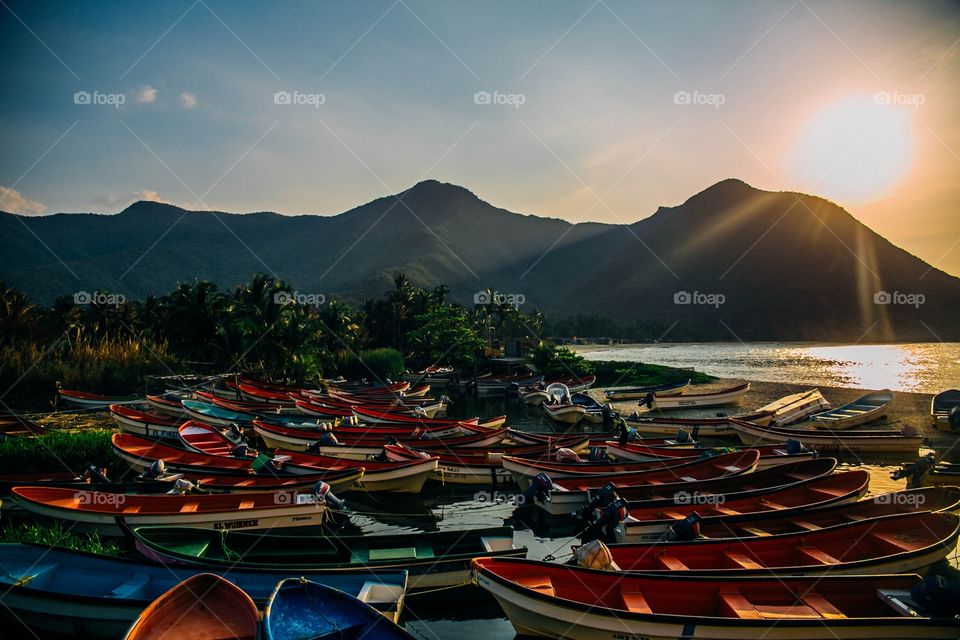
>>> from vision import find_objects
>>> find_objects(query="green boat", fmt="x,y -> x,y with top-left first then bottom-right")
132,525 -> 526,590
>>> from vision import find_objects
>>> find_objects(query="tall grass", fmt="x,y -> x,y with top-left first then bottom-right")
0,520 -> 122,556
0,429 -> 122,475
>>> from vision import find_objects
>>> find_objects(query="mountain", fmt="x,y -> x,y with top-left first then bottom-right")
2,179 -> 959,342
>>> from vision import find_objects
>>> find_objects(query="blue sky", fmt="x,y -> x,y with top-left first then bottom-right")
2,0 -> 959,274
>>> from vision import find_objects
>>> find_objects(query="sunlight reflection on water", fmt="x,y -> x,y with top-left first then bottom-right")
580,342 -> 960,393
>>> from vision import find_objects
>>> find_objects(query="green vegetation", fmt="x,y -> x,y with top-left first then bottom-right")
589,360 -> 714,387
341,348 -> 406,381
530,344 -> 594,376
0,520 -> 122,556
0,429 -> 122,475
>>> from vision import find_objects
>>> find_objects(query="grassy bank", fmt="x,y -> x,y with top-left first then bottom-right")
589,360 -> 714,387
0,520 -> 122,556
0,428 -> 123,476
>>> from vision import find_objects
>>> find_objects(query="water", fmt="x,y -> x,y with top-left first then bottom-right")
577,342 -> 960,393
348,397 -> 951,639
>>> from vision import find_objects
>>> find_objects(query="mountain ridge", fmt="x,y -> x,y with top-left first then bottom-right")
2,178 -> 958,342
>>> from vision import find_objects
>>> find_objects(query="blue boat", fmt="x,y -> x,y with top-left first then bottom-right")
180,399 -> 259,426
265,577 -> 414,640
0,543 -> 407,639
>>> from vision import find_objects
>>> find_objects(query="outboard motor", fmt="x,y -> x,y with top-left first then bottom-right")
601,404 -> 613,430
578,497 -> 627,544
166,478 -> 195,494
411,427 -> 428,441
910,575 -> 960,617
318,431 -> 339,446
82,463 -> 110,484
508,382 -> 520,398
586,446 -> 608,462
667,512 -> 702,541
143,459 -> 166,479
519,472 -> 554,506
950,405 -> 960,431
231,442 -> 253,458
785,438 -> 807,454
574,482 -> 619,523
414,406 -> 427,417
675,429 -> 691,444
642,392 -> 655,409
890,453 -> 936,488
313,481 -> 346,511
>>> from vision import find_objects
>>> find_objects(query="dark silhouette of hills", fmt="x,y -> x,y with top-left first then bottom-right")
3,178 -> 958,341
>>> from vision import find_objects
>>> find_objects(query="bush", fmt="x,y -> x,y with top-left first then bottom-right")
341,348 -> 405,382
0,520 -> 121,555
0,429 -> 123,476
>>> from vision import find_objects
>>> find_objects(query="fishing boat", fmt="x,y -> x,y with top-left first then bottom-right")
0,470 -> 176,499
810,389 -> 893,429
472,557 -> 960,639
353,405 -> 505,430
58,389 -> 143,408
472,372 -> 544,396
264,577 -> 414,640
110,404 -> 186,441
603,379 -> 690,401
113,433 -> 435,493
603,511 -> 959,576
403,365 -> 456,385
730,418 -> 923,455
504,449 -> 758,487
534,457 -> 837,518
686,485 -> 960,541
932,389 -> 960,429
145,393 -> 190,416
132,526 -> 525,590
193,469 -> 364,494
619,470 -> 870,541
123,573 -> 258,640
747,389 -> 831,426
604,441 -> 816,470
0,414 -> 47,438
521,376 -> 597,403
507,429 -> 696,449
10,486 -> 338,536
177,420 -> 246,455
641,382 -> 750,410
0,543 -> 407,638
623,415 -> 739,438
180,398 -> 260,426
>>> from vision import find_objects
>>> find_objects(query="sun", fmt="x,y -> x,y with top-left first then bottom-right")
786,95 -> 916,203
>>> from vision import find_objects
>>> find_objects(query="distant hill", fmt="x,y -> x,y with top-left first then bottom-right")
3,179 -> 958,341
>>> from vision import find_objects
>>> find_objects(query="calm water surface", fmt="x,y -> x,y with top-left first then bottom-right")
578,342 -> 960,393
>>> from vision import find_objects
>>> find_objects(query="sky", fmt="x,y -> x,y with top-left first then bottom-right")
2,0 -> 959,276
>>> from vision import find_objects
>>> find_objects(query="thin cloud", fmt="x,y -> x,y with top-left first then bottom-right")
179,91 -> 198,109
0,186 -> 47,215
136,85 -> 158,103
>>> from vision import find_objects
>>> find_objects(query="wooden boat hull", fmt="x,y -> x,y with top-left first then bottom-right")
473,558 -> 960,640
0,544 -> 407,638
59,389 -> 142,408
132,526 -> 524,591
810,389 -> 893,430
604,379 -> 690,401
542,403 -> 588,425
625,416 -> 739,437
932,389 -> 960,428
604,442 -> 816,471
647,383 -> 750,410
731,419 -> 922,455
110,405 -> 184,442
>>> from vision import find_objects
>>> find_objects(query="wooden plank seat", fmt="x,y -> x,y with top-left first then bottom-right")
787,518 -> 821,531
725,551 -> 763,570
619,589 -> 652,613
802,592 -> 847,619
123,505 -> 142,514
796,545 -> 842,565
654,552 -> 688,571
514,575 -> 555,597
719,591 -> 829,620
869,531 -> 917,552
178,502 -> 199,513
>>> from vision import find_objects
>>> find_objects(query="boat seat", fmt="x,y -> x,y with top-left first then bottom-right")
679,476 -> 697,482
658,510 -> 686,520
122,505 -> 142,514
796,546 -> 841,565
655,552 -> 688,571
106,572 -> 150,599
759,499 -> 787,510
711,506 -> 740,516
368,547 -> 418,561
725,551 -> 763,570
788,519 -> 820,532
717,591 -> 762,619
738,526 -> 772,537
802,592 -> 847,619
179,502 -> 199,513
238,499 -> 254,509
513,575 -> 555,597
718,591 -> 825,620
868,532 -> 913,553
619,589 -> 652,614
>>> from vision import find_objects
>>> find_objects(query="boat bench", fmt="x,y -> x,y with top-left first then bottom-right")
654,552 -> 688,571
718,590 -> 846,620
796,546 -> 842,565
868,532 -> 912,553
619,589 -> 652,614
724,551 -> 763,570
513,575 -> 555,597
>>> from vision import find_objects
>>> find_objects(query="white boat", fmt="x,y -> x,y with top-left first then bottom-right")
810,389 -> 892,430
931,389 -> 960,427
642,383 -> 750,410
604,379 -> 690,401
750,389 -> 831,426
731,418 -> 922,456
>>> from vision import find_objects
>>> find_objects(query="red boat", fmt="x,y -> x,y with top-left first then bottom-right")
110,404 -> 185,441
352,406 -> 505,428
253,418 -> 508,450
604,441 -> 816,470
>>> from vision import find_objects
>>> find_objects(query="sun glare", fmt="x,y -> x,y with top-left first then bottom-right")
787,95 -> 916,203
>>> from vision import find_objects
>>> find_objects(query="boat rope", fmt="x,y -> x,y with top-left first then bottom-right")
541,535 -> 579,562
404,576 -> 474,596
328,507 -> 442,520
